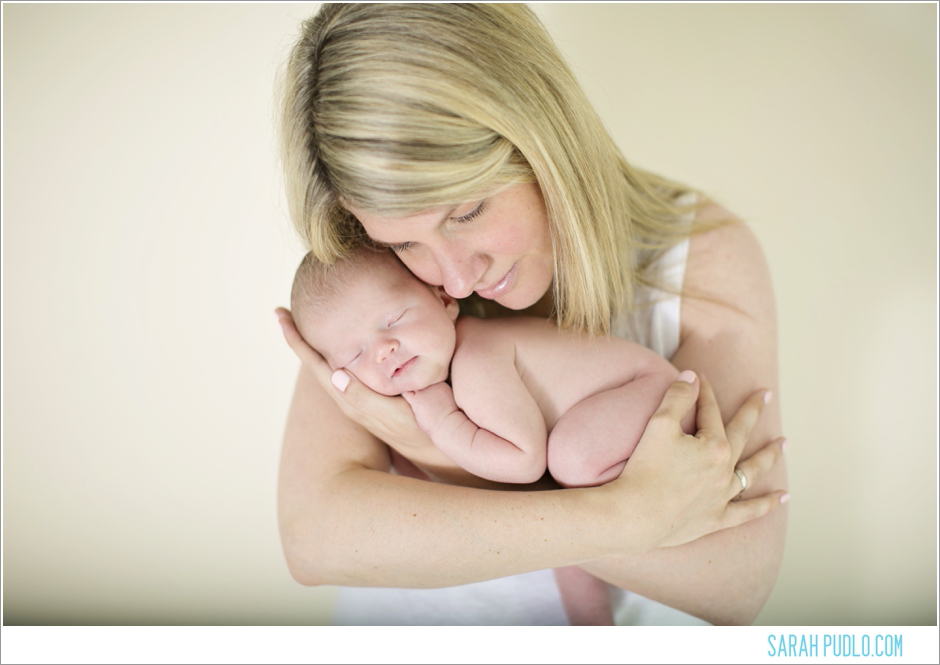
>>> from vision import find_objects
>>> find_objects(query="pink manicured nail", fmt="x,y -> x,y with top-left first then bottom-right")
331,370 -> 350,392
781,438 -> 788,453
780,493 -> 790,504
763,390 -> 773,405
677,370 -> 696,384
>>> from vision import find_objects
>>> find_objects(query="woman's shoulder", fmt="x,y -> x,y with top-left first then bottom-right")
682,201 -> 777,337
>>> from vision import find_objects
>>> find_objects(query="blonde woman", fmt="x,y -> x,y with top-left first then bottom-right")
274,3 -> 788,626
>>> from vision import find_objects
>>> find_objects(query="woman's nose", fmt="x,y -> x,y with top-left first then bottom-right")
435,245 -> 486,299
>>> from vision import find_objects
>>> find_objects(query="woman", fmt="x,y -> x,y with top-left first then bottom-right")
274,3 -> 788,626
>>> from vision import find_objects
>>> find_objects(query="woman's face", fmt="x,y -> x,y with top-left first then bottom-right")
346,182 -> 554,310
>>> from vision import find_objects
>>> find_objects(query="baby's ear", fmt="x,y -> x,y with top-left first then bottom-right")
434,286 -> 460,321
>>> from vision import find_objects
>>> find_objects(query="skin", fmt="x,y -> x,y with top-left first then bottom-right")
298,256 -> 691,486
350,182 -> 554,309
299,258 -> 688,625
580,205 -> 788,624
297,261 -> 461,398
276,185 -> 788,625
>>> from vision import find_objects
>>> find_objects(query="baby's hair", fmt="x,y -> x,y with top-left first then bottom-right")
290,245 -> 411,344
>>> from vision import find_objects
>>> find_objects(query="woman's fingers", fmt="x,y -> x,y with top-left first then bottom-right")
723,387 -> 772,460
276,308 -> 426,449
731,437 -> 788,499
650,370 -> 700,429
694,375 -> 771,465
275,307 -> 376,421
721,489 -> 790,530
692,375 -> 725,438
327,367 -> 420,439
276,308 -> 335,387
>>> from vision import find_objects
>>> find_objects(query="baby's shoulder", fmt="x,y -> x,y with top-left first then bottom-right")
453,316 -> 570,379
451,317 -> 522,390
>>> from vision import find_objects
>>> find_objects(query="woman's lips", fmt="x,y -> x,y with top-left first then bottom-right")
392,356 -> 417,378
475,262 -> 518,300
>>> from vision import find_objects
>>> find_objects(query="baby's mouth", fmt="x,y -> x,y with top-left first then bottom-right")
392,356 -> 417,378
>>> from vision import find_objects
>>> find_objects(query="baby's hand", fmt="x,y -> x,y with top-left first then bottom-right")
402,383 -> 458,439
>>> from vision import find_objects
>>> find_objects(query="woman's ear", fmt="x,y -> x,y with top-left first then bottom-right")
434,286 -> 461,321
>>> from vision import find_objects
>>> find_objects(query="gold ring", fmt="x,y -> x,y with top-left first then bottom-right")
734,468 -> 748,494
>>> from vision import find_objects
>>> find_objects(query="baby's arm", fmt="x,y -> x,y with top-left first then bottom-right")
403,323 -> 548,484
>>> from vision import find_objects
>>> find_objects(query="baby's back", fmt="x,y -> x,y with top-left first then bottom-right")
452,316 -> 677,431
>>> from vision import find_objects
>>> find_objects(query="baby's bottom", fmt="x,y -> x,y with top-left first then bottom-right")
547,371 -> 696,623
553,565 -> 614,625
547,370 -> 694,488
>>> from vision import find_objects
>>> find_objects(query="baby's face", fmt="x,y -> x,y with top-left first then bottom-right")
305,268 -> 460,396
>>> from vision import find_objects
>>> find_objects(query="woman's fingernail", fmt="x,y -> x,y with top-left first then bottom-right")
781,438 -> 788,453
677,370 -> 697,384
763,390 -> 773,405
331,370 -> 350,392
780,493 -> 790,504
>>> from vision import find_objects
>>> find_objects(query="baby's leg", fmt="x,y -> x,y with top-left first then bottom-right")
553,566 -> 614,626
547,369 -> 694,622
547,372 -> 693,488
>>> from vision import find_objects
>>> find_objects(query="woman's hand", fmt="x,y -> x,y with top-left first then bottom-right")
275,307 -> 432,458
601,371 -> 787,554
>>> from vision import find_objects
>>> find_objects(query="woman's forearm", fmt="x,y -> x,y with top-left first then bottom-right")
278,368 -> 630,587
583,463 -> 788,625
278,366 -> 783,590
282,465 -> 619,588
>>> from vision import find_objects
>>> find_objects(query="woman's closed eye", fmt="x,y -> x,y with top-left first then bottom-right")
452,200 -> 486,223
387,200 -> 486,253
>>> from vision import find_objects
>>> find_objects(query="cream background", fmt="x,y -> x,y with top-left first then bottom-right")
2,3 -> 936,627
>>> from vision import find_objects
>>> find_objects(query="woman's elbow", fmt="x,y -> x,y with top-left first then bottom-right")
710,592 -> 770,626
281,537 -> 326,587
278,516 -> 334,587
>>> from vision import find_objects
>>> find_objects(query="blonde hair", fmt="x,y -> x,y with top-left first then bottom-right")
278,3 -> 709,335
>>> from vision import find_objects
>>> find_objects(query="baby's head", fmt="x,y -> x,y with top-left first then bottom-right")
291,246 -> 460,396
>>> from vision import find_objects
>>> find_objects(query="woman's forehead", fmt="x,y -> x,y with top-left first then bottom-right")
348,202 -> 455,234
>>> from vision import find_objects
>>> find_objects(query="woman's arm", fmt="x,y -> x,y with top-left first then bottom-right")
581,210 -> 788,625
276,319 -> 784,588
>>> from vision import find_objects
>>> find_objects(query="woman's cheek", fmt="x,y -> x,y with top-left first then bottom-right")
399,251 -> 442,287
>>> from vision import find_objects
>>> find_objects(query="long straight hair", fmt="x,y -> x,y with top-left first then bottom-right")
278,3 -> 706,335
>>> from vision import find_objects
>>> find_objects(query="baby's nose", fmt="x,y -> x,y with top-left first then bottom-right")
375,337 -> 398,363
